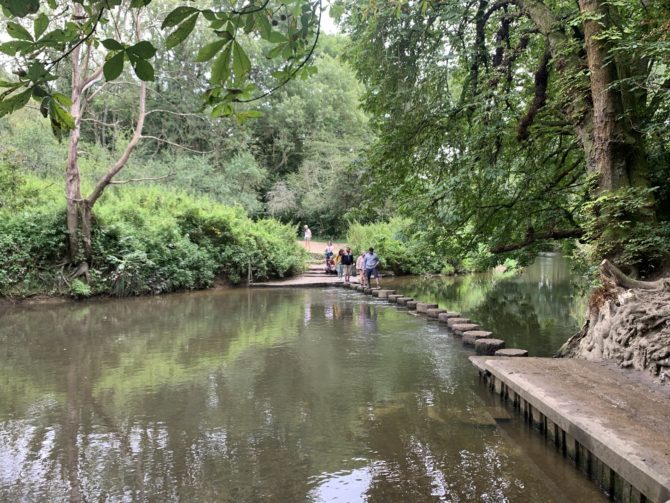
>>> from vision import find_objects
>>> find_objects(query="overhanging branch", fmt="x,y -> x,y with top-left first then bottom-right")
490,227 -> 583,253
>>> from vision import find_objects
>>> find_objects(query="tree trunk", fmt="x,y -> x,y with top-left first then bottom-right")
65,23 -> 84,262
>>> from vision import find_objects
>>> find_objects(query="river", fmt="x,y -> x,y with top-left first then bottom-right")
0,254 -> 605,501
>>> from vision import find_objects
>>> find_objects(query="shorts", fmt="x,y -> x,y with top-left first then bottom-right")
365,268 -> 379,280
342,264 -> 352,276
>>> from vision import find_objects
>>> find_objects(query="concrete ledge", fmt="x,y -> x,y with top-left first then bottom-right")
470,357 -> 670,503
495,348 -> 528,357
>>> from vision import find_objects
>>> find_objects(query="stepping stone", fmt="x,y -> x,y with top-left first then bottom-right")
475,338 -> 506,355
406,301 -> 418,310
376,289 -> 396,299
364,288 -> 373,294
438,312 -> 461,323
388,294 -> 403,303
495,348 -> 528,357
427,308 -> 446,318
447,317 -> 471,329
371,289 -> 380,297
356,285 -> 365,292
452,323 -> 480,336
396,297 -> 413,306
462,331 -> 494,346
416,302 -> 439,313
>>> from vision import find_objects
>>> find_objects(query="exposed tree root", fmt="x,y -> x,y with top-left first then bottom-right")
557,260 -> 670,381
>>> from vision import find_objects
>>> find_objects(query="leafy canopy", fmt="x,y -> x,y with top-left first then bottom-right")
1,0 -> 322,130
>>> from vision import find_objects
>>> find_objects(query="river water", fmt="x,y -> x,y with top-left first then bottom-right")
0,254 -> 604,502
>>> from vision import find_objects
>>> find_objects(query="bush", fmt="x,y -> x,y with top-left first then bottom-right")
0,180 -> 307,298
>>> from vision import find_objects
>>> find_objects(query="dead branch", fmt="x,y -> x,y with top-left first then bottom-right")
490,227 -> 583,253
110,172 -> 174,185
601,259 -> 670,291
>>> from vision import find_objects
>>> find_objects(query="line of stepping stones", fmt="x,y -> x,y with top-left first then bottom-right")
338,283 -> 528,357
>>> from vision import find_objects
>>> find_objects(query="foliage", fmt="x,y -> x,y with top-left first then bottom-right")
580,187 -> 670,275
346,218 -> 456,275
0,178 -> 306,297
338,0 -> 670,271
0,0 -> 322,127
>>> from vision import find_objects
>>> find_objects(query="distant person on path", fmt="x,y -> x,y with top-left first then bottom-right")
303,225 -> 312,251
341,247 -> 354,283
325,240 -> 334,257
335,249 -> 344,280
356,252 -> 366,286
364,247 -> 381,288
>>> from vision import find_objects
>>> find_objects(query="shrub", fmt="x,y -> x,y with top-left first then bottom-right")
0,180 -> 307,297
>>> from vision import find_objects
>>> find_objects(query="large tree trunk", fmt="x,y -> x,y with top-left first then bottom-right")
578,0 -> 649,192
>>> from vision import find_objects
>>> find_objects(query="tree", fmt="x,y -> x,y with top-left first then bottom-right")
338,0 -> 670,273
1,0 -> 323,262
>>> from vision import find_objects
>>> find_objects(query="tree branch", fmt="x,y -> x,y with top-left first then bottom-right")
140,135 -> 212,154
490,228 -> 584,253
110,172 -> 174,185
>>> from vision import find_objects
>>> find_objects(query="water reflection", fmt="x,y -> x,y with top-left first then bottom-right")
0,281 -> 602,502
383,253 -> 586,356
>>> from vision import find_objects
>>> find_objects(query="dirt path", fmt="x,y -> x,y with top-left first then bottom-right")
299,239 -> 349,254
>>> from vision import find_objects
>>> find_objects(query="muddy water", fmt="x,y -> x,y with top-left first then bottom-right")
0,257 -> 603,502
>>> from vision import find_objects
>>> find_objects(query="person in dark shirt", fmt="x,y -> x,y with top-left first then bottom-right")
341,247 -> 354,283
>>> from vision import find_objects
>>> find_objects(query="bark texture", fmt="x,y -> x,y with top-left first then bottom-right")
558,261 -> 670,381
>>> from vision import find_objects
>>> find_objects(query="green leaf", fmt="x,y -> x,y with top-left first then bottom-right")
211,101 -> 234,118
256,14 -> 272,39
130,0 -> 152,6
232,41 -> 251,80
165,13 -> 199,50
132,58 -> 155,81
52,92 -> 72,107
101,38 -> 125,51
128,40 -> 156,59
0,88 -> 32,118
267,43 -> 286,59
49,98 -> 75,129
7,22 -> 34,41
268,31 -> 288,43
103,51 -> 125,81
162,6 -> 198,29
195,39 -> 226,62
37,29 -> 68,48
211,41 -> 232,84
0,40 -> 33,56
34,13 -> 48,39
0,0 -> 39,17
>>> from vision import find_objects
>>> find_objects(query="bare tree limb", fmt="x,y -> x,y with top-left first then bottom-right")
110,172 -> 175,185
140,135 -> 212,154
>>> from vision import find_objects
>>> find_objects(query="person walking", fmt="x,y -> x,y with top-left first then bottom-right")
364,247 -> 381,289
341,247 -> 354,283
335,249 -> 344,280
355,251 -> 366,286
303,225 -> 312,251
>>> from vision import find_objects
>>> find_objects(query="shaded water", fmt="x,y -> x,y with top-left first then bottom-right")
0,255 -> 603,502
383,253 -> 587,356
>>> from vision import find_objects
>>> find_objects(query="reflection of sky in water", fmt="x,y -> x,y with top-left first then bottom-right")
309,465 -> 374,503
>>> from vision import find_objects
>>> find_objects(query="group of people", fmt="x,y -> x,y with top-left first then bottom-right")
325,241 -> 381,288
